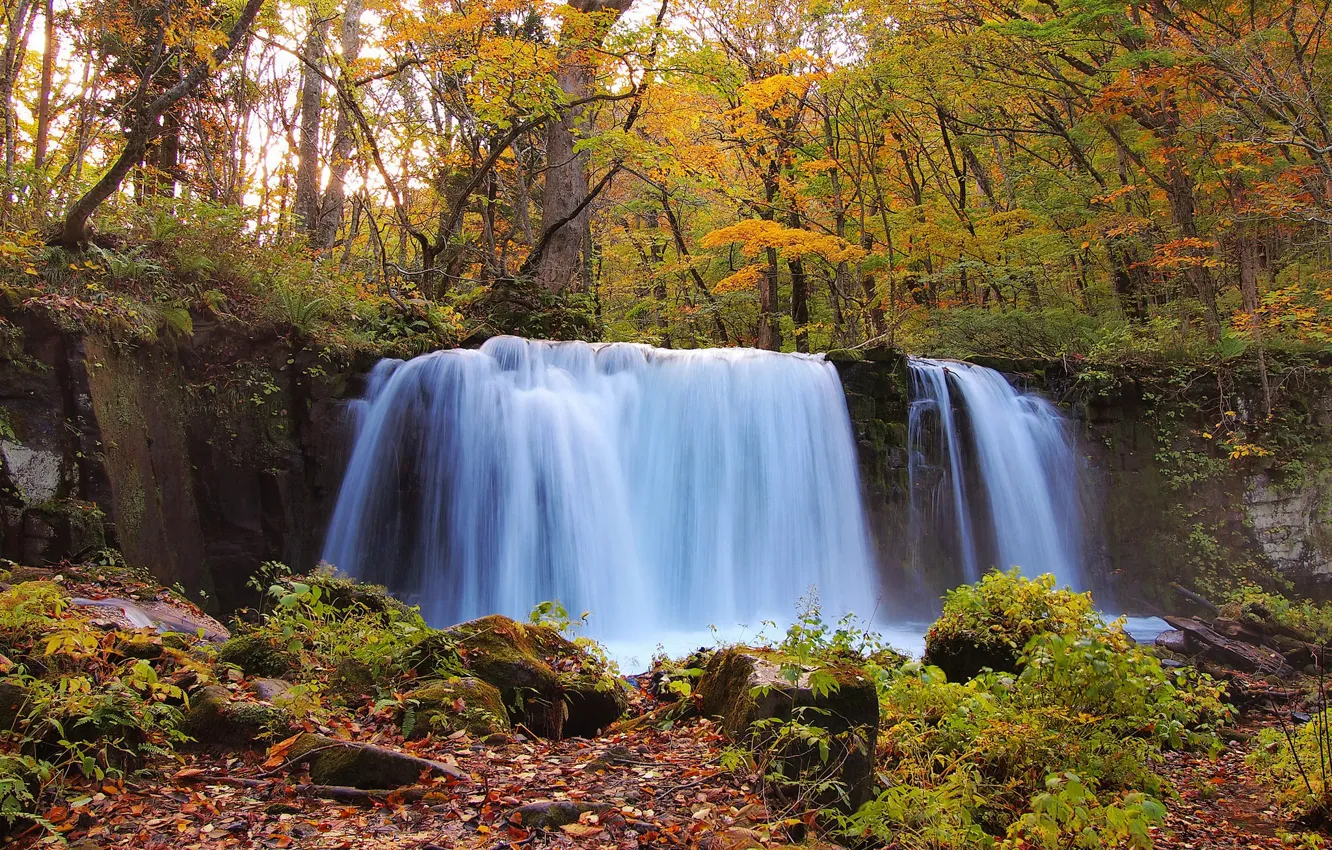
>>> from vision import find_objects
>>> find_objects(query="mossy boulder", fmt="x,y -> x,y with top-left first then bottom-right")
0,679 -> 29,731
113,635 -> 163,660
281,574 -> 420,625
285,732 -> 466,789
329,657 -> 376,697
403,677 -> 509,739
180,684 -> 292,749
509,800 -> 615,830
696,647 -> 879,811
216,633 -> 297,678
922,570 -> 1105,682
560,671 -> 629,738
400,631 -> 464,677
445,614 -> 624,739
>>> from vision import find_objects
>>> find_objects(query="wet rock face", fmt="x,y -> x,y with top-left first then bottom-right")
696,647 -> 879,811
1245,471 -> 1332,582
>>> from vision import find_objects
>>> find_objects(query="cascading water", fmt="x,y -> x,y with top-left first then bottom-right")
321,336 -> 878,640
906,358 -> 1087,590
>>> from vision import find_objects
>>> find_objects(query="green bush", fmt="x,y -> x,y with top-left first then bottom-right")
922,570 -> 1108,681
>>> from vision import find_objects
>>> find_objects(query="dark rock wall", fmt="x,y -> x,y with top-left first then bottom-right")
0,312 -> 359,612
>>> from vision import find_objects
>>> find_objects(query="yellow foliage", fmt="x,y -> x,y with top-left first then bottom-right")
714,265 -> 765,294
700,219 -> 865,264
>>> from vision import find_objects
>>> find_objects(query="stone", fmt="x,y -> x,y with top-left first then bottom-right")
560,671 -> 630,738
508,800 -> 615,830
113,635 -> 163,659
251,677 -> 293,703
216,634 -> 297,678
329,657 -> 375,697
285,732 -> 467,789
0,442 -> 62,504
696,647 -> 879,811
180,684 -> 292,749
0,680 -> 29,730
444,614 -> 625,739
404,677 -> 509,739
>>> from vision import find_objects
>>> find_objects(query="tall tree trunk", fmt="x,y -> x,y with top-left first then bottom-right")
294,12 -> 327,237
53,0 -> 266,246
33,0 -> 53,170
535,0 -> 633,292
1240,234 -> 1272,417
0,0 -> 35,182
315,0 -> 363,249
759,246 -> 782,350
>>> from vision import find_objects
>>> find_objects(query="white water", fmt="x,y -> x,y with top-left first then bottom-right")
322,336 -> 878,640
907,359 -> 1088,590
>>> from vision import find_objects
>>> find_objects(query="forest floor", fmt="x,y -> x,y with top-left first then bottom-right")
1152,709 -> 1293,850
15,706 -> 1310,850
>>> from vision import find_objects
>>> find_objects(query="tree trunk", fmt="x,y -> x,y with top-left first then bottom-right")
534,0 -> 634,292
294,12 -> 328,237
315,0 -> 364,250
0,0 -> 35,180
33,0 -> 53,170
53,0 -> 266,246
759,246 -> 782,350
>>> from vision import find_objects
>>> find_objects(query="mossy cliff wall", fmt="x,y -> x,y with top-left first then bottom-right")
834,351 -> 1332,610
0,310 -> 361,611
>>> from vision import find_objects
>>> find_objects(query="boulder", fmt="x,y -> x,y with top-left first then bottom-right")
404,677 -> 509,739
0,679 -> 29,730
329,657 -> 376,697
285,732 -> 467,789
444,615 -> 625,739
181,685 -> 291,749
696,648 -> 878,811
509,800 -> 615,830
216,634 -> 297,678
251,678 -> 293,703
560,671 -> 630,738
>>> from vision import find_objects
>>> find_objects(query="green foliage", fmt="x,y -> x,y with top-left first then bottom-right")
0,754 -> 50,829
1002,773 -> 1165,850
1222,583 -> 1332,643
923,570 -> 1106,680
849,574 -> 1228,847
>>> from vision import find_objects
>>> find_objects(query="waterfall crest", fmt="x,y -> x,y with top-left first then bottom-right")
907,358 -> 1087,590
322,336 -> 877,638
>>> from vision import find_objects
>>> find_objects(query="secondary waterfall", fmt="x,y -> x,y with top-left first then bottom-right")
907,358 -> 1087,590
322,336 -> 877,639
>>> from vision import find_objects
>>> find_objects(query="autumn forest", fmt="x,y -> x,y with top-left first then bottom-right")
0,0 -> 1327,361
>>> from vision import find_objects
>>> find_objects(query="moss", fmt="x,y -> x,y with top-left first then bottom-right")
180,685 -> 290,748
405,677 -> 510,739
216,633 -> 296,678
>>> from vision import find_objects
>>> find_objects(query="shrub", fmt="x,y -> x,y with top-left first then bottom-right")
923,570 -> 1107,681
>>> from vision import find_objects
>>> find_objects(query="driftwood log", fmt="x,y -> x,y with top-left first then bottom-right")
1162,616 -> 1298,678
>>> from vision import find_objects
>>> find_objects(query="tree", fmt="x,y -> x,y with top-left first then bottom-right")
53,0 -> 268,247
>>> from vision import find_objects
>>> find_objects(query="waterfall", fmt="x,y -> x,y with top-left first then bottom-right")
322,336 -> 877,639
907,358 -> 1087,590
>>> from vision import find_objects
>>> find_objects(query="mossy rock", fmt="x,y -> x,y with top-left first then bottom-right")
696,647 -> 879,811
445,615 -> 566,738
403,677 -> 509,739
282,574 -> 420,625
0,679 -> 30,731
216,633 -> 296,678
180,684 -> 291,749
560,671 -> 628,738
113,635 -> 163,660
286,732 -> 465,789
509,800 -> 615,830
329,657 -> 376,698
444,615 -> 621,740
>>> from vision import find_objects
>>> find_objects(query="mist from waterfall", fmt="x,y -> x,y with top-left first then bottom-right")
321,336 -> 878,639
906,358 -> 1088,591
